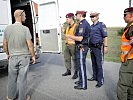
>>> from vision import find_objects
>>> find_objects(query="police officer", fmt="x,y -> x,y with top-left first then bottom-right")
62,13 -> 78,79
66,11 -> 90,90
88,11 -> 108,88
117,7 -> 133,100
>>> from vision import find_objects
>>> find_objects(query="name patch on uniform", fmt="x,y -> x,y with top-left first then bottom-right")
79,28 -> 83,33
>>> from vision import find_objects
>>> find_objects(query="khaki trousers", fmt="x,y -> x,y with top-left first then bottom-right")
64,44 -> 77,71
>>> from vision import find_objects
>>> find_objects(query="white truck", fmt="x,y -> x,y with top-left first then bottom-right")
0,0 -> 62,69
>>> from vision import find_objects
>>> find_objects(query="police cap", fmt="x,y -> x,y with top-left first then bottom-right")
66,13 -> 74,18
90,11 -> 100,16
75,11 -> 87,15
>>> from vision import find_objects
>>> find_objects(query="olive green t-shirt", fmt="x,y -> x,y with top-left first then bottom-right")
4,23 -> 32,56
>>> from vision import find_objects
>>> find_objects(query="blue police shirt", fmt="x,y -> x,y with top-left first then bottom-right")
75,19 -> 90,45
90,21 -> 107,44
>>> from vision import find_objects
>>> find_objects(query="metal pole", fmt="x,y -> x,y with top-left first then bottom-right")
129,0 -> 131,7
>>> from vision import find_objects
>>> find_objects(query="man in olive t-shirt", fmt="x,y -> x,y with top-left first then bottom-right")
3,9 -> 35,100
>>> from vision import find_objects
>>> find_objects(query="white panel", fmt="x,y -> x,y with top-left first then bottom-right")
39,2 -> 58,29
40,29 -> 59,52
0,0 -> 8,25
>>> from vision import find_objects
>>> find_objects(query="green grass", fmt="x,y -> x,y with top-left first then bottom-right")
61,27 -> 123,63
104,28 -> 121,62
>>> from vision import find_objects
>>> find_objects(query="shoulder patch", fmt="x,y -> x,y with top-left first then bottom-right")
103,28 -> 107,32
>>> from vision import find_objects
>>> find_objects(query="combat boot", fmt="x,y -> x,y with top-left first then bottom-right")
62,69 -> 71,76
72,71 -> 78,79
7,97 -> 13,100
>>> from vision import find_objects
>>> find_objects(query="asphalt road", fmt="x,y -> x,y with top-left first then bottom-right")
0,53 -> 121,100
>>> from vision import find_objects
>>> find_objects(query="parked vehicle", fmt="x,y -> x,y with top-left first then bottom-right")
0,0 -> 61,69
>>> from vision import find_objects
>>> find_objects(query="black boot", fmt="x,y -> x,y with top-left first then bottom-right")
72,71 -> 78,79
62,69 -> 71,76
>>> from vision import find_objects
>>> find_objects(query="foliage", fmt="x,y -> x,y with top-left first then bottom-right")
104,29 -> 121,62
117,28 -> 124,36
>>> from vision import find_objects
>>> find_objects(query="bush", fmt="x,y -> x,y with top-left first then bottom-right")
117,28 -> 124,36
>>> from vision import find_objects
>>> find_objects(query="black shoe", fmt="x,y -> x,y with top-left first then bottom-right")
74,81 -> 80,85
74,86 -> 87,90
88,77 -> 96,81
62,70 -> 71,76
72,72 -> 78,79
95,84 -> 103,88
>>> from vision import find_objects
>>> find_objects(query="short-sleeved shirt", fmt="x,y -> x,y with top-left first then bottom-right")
89,21 -> 107,44
4,24 -> 32,56
75,19 -> 90,45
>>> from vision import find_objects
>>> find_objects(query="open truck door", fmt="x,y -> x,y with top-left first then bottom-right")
10,0 -> 40,58
0,0 -> 11,68
38,0 -> 62,53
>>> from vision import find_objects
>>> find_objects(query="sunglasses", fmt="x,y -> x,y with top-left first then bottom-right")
124,13 -> 130,17
124,14 -> 127,17
75,13 -> 78,16
20,10 -> 25,16
90,16 -> 95,18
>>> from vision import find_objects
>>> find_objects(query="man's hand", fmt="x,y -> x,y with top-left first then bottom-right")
66,34 -> 83,42
32,56 -> 36,64
7,54 -> 10,60
26,39 -> 36,64
123,47 -> 133,62
65,34 -> 71,38
104,47 -> 108,54
124,54 -> 129,62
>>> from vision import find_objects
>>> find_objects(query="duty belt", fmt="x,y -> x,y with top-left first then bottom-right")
90,42 -> 103,48
76,44 -> 88,49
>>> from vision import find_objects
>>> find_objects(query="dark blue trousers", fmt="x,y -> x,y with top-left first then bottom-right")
76,46 -> 89,88
90,46 -> 104,85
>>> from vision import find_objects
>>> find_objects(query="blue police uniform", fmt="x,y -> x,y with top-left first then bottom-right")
75,19 -> 90,89
89,21 -> 107,86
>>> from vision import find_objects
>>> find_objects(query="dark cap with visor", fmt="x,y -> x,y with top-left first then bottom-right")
75,11 -> 87,15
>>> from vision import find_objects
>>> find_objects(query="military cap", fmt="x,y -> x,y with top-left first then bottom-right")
90,11 -> 100,16
75,11 -> 87,15
124,7 -> 133,13
66,13 -> 74,18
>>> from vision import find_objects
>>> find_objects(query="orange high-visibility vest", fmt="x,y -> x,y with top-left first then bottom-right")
121,23 -> 133,62
65,23 -> 77,45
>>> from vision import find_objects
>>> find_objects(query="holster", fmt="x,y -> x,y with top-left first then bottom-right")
76,44 -> 88,51
90,42 -> 103,48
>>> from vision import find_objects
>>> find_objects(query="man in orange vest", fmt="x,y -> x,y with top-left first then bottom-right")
62,13 -> 78,79
117,7 -> 133,100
